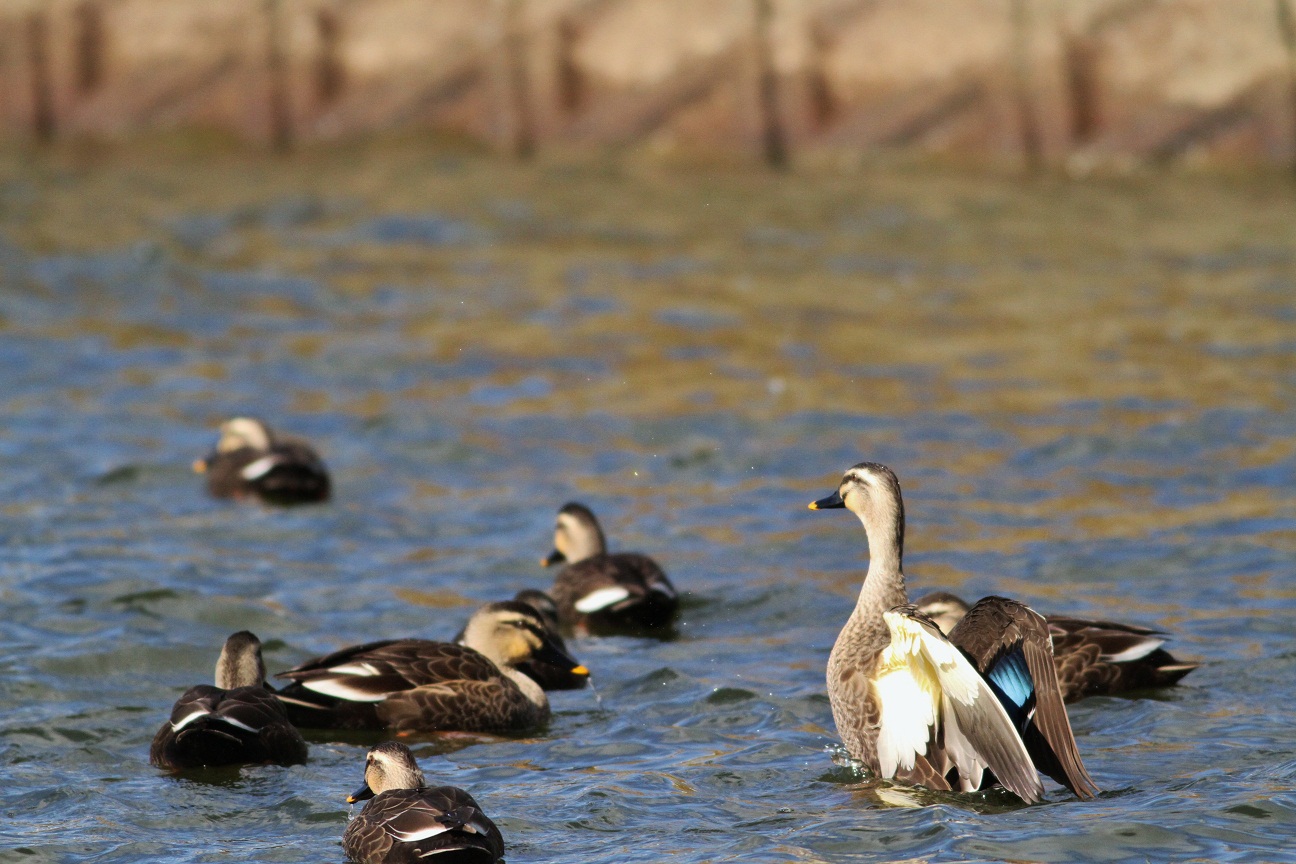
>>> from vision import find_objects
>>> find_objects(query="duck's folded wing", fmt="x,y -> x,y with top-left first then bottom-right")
1048,616 -> 1162,638
384,789 -> 498,844
165,685 -> 225,732
356,788 -> 504,860
276,640 -> 500,702
210,686 -> 293,732
882,606 -> 1044,804
619,553 -> 678,599
951,597 -> 1098,800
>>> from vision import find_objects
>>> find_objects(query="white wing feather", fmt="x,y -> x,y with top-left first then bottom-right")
170,709 -> 211,732
880,610 -> 1038,795
574,586 -> 632,613
240,455 -> 280,480
390,824 -> 451,842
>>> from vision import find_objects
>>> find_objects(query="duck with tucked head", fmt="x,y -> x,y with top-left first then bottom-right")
914,590 -> 1199,703
194,416 -> 330,504
343,742 -> 504,864
275,602 -> 588,734
541,502 -> 678,632
150,631 -> 308,770
809,462 -> 1097,803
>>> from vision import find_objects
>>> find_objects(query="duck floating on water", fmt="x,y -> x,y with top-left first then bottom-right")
194,416 -> 330,505
541,502 -> 678,632
810,462 -> 1097,803
915,590 -> 1199,703
343,742 -> 504,864
275,601 -> 588,734
150,631 -> 307,770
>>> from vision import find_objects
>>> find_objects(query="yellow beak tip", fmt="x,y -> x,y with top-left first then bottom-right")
345,796 -> 358,804
571,665 -> 590,677
807,502 -> 819,510
192,460 -> 208,474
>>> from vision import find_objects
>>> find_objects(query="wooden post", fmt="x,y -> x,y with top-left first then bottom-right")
73,1 -> 106,96
752,0 -> 788,169
806,19 -> 837,133
1062,29 -> 1100,146
1009,0 -> 1042,173
498,0 -> 536,159
555,14 -> 583,116
264,0 -> 293,152
1277,0 -> 1296,176
314,7 -> 344,109
26,10 -> 56,144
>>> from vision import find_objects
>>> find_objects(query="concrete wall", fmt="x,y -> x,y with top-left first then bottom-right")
2,0 -> 1294,167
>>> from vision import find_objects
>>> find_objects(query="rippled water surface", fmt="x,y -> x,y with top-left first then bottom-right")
1,144 -> 1294,863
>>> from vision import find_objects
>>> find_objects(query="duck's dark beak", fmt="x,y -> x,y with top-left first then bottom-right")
541,549 -> 565,567
535,635 -> 588,678
347,783 -> 374,804
808,490 -> 845,510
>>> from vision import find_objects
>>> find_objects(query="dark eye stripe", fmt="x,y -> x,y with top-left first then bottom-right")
509,620 -> 545,638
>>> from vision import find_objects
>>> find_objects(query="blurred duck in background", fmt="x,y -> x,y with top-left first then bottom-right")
541,502 -> 678,633
194,416 -> 330,504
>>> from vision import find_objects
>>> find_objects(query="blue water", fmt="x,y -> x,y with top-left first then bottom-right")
0,152 -> 1294,862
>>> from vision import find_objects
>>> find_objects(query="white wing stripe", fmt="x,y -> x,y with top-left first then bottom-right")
574,586 -> 632,613
302,678 -> 389,702
210,715 -> 260,734
171,709 -> 211,732
240,455 -> 279,480
391,824 -> 450,842
1102,639 -> 1164,663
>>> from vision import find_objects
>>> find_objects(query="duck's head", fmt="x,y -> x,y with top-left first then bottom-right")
512,589 -> 561,633
214,630 -> 266,690
808,462 -> 906,556
462,601 -> 588,680
348,741 -> 425,802
912,591 -> 970,634
541,502 -> 607,566
193,417 -> 273,474
217,417 -> 273,454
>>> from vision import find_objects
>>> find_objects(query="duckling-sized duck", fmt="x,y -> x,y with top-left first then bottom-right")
343,742 -> 504,864
810,462 -> 1097,803
194,417 -> 330,504
452,591 -> 589,692
915,591 -> 1199,703
542,502 -> 678,631
150,631 -> 308,770
275,602 -> 588,734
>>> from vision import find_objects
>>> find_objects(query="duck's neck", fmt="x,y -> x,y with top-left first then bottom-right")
858,505 -> 907,612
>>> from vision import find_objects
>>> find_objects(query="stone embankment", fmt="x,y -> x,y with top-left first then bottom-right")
2,0 -> 1295,168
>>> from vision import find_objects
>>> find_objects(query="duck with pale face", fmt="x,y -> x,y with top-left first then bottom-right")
810,461 -> 1097,803
452,590 -> 589,692
343,742 -> 504,864
194,417 -> 330,504
541,502 -> 678,633
275,602 -> 589,734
